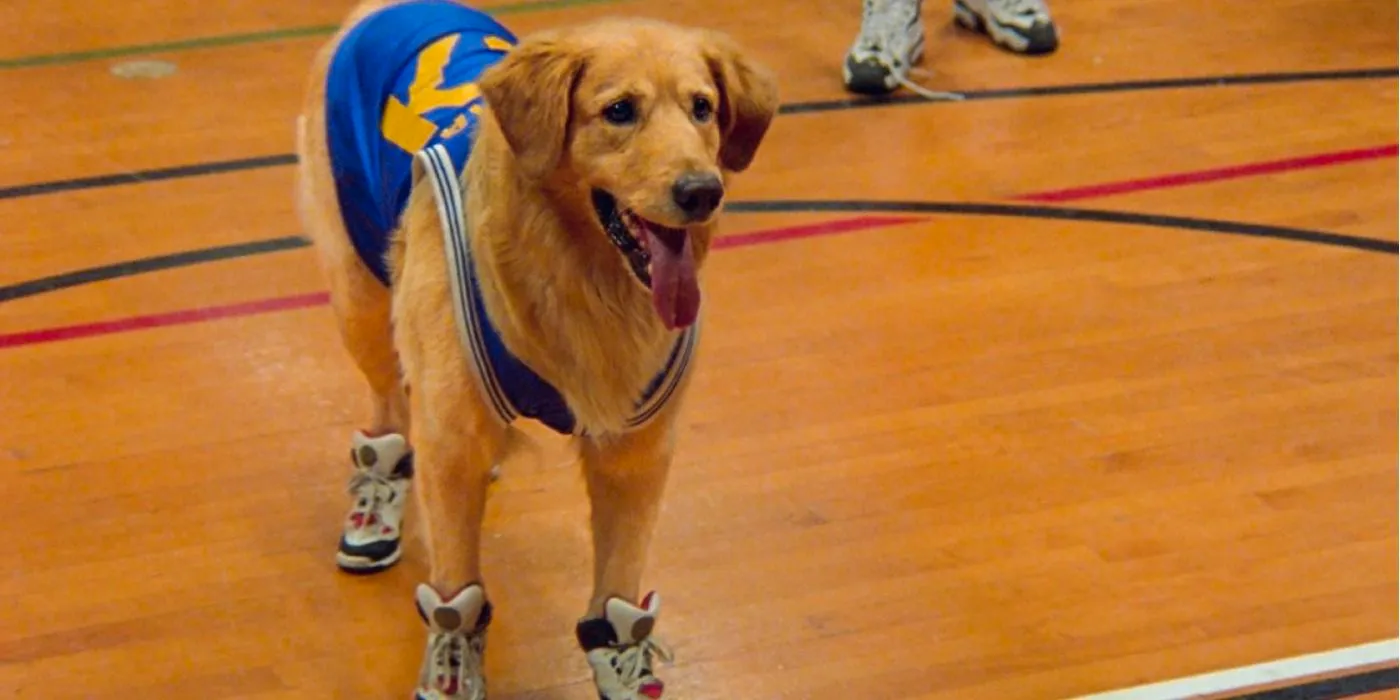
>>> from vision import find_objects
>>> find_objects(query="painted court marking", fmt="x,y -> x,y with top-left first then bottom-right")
778,68 -> 1398,115
1014,144 -> 1399,203
4,183 -> 1399,349
0,293 -> 329,349
0,215 -> 922,349
1073,639 -> 1399,700
0,0 -> 627,70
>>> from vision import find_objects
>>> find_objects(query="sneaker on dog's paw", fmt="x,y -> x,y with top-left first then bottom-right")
577,592 -> 673,699
415,583 -> 492,700
336,431 -> 413,574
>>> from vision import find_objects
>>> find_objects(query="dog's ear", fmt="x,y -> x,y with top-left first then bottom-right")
479,34 -> 586,179
701,31 -> 779,173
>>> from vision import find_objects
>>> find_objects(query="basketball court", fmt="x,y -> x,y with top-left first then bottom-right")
1,0 -> 1396,697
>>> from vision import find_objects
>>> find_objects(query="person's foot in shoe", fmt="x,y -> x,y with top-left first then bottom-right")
953,0 -> 1060,55
843,0 -> 926,95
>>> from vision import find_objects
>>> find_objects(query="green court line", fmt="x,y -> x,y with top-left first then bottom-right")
0,0 -> 627,70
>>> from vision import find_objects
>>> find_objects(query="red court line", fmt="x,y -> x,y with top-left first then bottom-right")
713,215 -> 923,249
6,138 -> 1393,351
0,216 -> 921,350
1013,144 -> 1399,203
0,292 -> 330,349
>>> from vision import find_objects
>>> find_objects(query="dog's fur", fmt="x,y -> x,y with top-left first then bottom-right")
294,0 -> 778,634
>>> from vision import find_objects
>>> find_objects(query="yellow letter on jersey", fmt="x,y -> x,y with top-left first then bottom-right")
381,33 -> 513,153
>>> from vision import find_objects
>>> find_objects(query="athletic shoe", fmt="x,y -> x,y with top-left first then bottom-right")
336,431 -> 413,573
414,583 -> 492,700
843,0 -> 925,95
953,0 -> 1060,55
576,593 -> 674,699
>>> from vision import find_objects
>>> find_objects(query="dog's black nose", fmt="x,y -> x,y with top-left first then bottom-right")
672,172 -> 724,221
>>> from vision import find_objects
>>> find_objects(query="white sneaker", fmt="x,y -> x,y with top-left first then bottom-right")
843,0 -> 926,95
335,431 -> 412,574
953,0 -> 1060,55
576,593 -> 674,699
414,584 -> 492,700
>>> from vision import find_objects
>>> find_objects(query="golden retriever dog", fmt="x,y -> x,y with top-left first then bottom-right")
293,0 -> 777,697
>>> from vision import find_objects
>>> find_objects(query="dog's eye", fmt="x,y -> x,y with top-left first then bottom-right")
602,99 -> 637,125
692,96 -> 714,123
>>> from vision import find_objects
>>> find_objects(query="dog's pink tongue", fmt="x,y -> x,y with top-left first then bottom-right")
645,228 -> 700,330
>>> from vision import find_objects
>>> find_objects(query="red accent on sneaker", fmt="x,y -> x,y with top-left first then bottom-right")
382,526 -> 393,535
640,681 -> 664,698
641,592 -> 655,609
367,514 -> 379,526
350,513 -> 365,527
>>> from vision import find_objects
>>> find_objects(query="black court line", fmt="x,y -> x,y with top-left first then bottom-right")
0,67 -> 1393,203
779,67 -> 1399,115
1224,665 -> 1398,700
0,237 -> 308,303
0,154 -> 297,200
1,200 -> 1392,305
724,200 -> 1400,255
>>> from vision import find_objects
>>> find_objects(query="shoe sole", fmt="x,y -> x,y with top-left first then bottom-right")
336,545 -> 402,574
841,36 -> 926,95
953,0 -> 1057,55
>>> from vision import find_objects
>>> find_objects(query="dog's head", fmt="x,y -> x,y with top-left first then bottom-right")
479,19 -> 779,330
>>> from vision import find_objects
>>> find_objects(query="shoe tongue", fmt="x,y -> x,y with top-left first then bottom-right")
352,431 -> 409,477
416,583 -> 487,633
640,222 -> 700,331
604,592 -> 661,645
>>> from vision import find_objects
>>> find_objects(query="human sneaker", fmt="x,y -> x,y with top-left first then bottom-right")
843,0 -> 925,95
576,593 -> 674,700
953,0 -> 1060,55
335,431 -> 413,574
414,583 -> 492,700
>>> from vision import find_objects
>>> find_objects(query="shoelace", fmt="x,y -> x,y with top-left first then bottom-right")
900,69 -> 964,101
857,0 -> 964,101
426,628 -> 485,696
346,467 -> 396,523
612,636 -> 674,688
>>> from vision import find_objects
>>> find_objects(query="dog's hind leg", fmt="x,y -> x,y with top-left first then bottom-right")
326,273 -> 408,436
319,264 -> 421,573
296,110 -> 415,574
575,418 -> 679,698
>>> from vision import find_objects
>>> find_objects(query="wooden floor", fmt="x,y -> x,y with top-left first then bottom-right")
2,0 -> 1396,698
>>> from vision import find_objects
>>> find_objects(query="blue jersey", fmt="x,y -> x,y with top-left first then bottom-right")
325,0 -> 515,285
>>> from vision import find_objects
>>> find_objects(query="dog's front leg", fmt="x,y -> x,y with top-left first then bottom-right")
575,418 -> 678,699
405,378 -> 506,700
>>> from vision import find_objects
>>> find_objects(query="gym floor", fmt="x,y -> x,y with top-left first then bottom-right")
1,0 -> 1396,698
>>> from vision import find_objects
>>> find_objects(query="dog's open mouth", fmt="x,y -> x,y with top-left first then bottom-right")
591,189 -> 700,330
